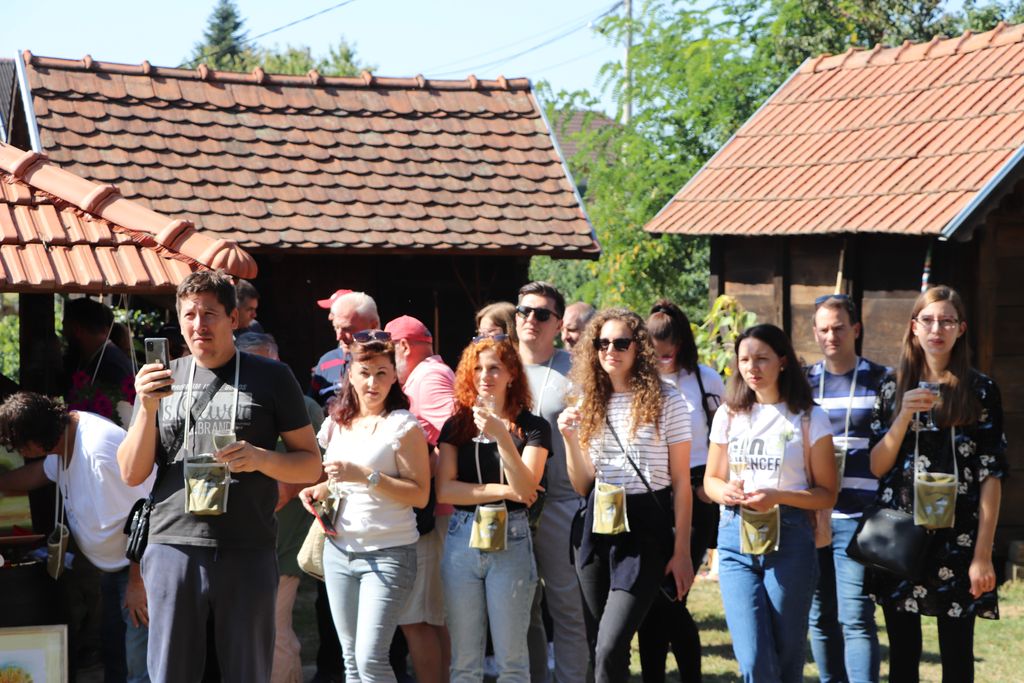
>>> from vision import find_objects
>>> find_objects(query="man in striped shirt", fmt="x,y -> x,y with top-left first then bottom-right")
805,295 -> 889,683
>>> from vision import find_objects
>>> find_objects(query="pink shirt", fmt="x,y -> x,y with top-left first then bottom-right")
404,355 -> 456,517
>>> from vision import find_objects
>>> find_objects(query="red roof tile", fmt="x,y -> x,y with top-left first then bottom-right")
0,141 -> 256,293
21,53 -> 597,257
646,23 -> 1024,238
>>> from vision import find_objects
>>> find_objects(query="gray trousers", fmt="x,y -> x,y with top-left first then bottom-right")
530,497 -> 591,683
142,544 -> 277,683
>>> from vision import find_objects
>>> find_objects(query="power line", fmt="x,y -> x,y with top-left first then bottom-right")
181,0 -> 359,69
431,1 -> 623,78
424,2 -> 616,74
532,44 -> 616,75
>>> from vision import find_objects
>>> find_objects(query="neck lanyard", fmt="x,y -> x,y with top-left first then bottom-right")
534,354 -> 556,417
819,358 -> 859,444
474,440 -> 504,485
184,350 -> 240,456
53,425 -> 69,526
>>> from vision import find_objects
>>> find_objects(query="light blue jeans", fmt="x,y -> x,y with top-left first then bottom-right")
718,506 -> 819,683
442,509 -> 537,683
809,516 -> 880,683
323,541 -> 417,683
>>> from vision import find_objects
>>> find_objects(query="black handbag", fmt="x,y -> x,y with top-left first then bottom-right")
846,505 -> 932,581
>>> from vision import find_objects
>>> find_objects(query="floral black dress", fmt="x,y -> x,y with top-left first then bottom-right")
867,369 -> 1008,619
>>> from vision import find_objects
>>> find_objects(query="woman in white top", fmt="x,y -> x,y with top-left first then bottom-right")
558,308 -> 693,683
300,333 -> 430,683
638,299 -> 726,683
704,324 -> 836,683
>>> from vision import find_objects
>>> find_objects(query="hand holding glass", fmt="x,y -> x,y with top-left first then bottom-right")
472,394 -> 497,444
918,382 -> 942,431
213,430 -> 240,482
564,382 -> 583,428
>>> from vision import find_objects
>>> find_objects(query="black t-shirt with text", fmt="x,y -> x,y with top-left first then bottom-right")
135,351 -> 311,549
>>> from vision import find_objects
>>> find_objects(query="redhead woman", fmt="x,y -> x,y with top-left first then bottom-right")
436,335 -> 549,683
299,333 -> 430,683
557,308 -> 693,683
703,324 -> 836,683
868,286 -> 1006,683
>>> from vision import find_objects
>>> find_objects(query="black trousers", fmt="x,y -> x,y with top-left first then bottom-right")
636,489 -> 717,683
882,604 -> 976,683
577,543 -> 665,683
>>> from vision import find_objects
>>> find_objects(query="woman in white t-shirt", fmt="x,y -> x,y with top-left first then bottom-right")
300,333 -> 430,683
704,324 -> 836,683
558,308 -> 693,683
638,299 -> 726,683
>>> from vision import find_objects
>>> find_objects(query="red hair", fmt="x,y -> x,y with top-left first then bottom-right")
446,337 -> 532,444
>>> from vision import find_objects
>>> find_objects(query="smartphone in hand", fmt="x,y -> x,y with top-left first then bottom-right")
312,500 -> 338,537
660,573 -> 678,602
144,338 -> 170,368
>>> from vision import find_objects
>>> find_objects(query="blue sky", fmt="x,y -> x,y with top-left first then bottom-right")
1,0 -> 624,114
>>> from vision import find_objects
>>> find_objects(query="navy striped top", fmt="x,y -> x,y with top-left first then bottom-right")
805,357 -> 890,517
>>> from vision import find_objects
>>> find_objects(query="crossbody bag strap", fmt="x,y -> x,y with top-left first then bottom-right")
693,368 -> 714,437
801,412 -> 814,487
604,416 -> 665,513
162,373 -> 229,463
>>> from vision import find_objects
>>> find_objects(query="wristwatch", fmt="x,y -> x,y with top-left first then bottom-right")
367,470 -> 382,489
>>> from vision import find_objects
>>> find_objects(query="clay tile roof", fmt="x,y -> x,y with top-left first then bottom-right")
0,141 -> 256,294
551,110 -> 619,161
21,52 -> 597,258
645,22 -> 1024,239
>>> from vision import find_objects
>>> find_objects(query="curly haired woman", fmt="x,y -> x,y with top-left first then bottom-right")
557,308 -> 693,683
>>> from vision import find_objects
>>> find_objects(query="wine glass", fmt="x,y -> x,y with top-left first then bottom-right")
728,452 -> 747,493
919,381 -> 942,431
212,430 -> 240,483
564,382 -> 583,428
472,394 -> 497,444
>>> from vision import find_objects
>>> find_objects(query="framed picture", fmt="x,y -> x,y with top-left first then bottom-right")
0,624 -> 67,683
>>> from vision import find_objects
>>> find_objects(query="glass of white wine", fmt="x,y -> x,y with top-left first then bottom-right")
729,453 -> 747,493
212,430 -> 239,483
564,382 -> 583,428
919,381 -> 942,431
472,394 -> 497,444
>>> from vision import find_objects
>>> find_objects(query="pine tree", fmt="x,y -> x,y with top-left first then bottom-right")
188,0 -> 254,71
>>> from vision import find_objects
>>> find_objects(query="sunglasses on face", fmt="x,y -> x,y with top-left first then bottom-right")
515,305 -> 556,322
472,333 -> 509,343
352,329 -> 392,343
594,337 -> 634,352
814,293 -> 851,306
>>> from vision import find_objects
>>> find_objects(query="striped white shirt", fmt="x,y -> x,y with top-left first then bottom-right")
588,387 -> 691,494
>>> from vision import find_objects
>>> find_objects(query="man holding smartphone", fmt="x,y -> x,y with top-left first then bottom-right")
118,270 -> 321,683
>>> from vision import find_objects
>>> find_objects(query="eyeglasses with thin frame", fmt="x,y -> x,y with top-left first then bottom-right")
352,329 -> 392,343
515,305 -> 556,322
913,316 -> 960,331
471,333 -> 510,344
594,337 -> 634,352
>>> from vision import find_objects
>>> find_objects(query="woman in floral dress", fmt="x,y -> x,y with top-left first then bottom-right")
868,285 -> 1007,683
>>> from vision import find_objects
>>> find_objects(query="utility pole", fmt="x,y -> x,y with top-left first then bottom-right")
624,0 -> 632,124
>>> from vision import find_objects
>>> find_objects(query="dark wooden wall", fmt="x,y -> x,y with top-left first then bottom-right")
250,252 -> 531,387
710,231 -> 1019,552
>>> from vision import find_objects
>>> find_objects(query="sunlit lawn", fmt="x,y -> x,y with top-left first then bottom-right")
293,574 -> 1024,682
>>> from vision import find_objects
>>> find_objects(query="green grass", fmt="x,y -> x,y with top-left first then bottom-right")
293,575 -> 1024,682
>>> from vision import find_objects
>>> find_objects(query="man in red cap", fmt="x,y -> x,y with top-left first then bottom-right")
309,291 -> 378,406
384,315 -> 455,683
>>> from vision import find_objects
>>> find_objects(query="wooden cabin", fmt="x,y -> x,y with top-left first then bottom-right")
6,53 -> 598,371
646,25 -> 1024,552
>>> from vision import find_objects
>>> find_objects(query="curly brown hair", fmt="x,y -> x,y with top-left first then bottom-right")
446,336 -> 532,445
0,392 -> 70,452
569,308 -> 664,449
328,340 -> 409,429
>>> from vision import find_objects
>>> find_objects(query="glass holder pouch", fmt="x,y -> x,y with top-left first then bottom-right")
592,481 -> 629,535
184,454 -> 231,516
470,502 -> 508,552
740,506 -> 781,555
832,438 -> 849,491
46,523 -> 70,579
914,471 -> 957,529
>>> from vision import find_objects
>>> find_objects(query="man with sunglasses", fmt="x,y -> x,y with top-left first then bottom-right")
805,294 -> 890,683
516,281 -> 590,683
310,291 -> 379,407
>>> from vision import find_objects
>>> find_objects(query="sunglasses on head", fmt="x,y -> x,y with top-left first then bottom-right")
515,305 -> 556,322
352,329 -> 392,343
472,333 -> 510,344
814,293 -> 851,306
594,337 -> 634,352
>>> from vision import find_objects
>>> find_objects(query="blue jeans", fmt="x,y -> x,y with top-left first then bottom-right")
323,541 -> 417,683
718,506 -> 819,683
442,509 -> 537,683
809,516 -> 880,683
100,567 -> 150,683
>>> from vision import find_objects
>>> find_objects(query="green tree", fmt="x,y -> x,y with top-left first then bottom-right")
189,0 -> 254,71
253,38 -> 374,77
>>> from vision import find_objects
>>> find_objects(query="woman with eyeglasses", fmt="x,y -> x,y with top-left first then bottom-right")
436,335 -> 550,683
299,332 -> 431,683
635,299 -> 726,683
557,308 -> 693,683
475,301 -> 520,346
703,324 -> 837,683
867,286 -> 1006,682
